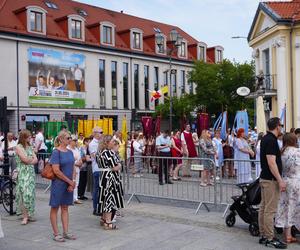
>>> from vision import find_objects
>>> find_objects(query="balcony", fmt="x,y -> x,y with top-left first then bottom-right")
246,74 -> 277,99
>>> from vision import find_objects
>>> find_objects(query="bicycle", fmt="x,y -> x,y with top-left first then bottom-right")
0,174 -> 16,214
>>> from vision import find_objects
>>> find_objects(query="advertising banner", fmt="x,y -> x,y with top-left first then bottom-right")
28,48 -> 86,108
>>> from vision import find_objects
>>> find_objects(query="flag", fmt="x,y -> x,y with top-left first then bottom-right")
220,111 -> 227,141
233,110 -> 249,136
150,86 -> 169,102
197,113 -> 209,137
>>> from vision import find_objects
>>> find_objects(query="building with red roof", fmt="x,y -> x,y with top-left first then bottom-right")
248,0 -> 300,130
0,0 -> 223,132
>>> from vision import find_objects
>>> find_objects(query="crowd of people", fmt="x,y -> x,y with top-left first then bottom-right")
0,118 -> 300,246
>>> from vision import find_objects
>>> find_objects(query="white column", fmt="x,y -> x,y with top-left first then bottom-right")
149,65 -> 155,110
117,59 -> 123,109
295,36 -> 300,127
139,63 -> 145,110
275,39 -> 288,127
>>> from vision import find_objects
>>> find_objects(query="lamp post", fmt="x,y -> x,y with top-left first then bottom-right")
156,29 -> 183,132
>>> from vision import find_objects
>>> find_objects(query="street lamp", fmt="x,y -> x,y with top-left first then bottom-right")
156,29 -> 183,131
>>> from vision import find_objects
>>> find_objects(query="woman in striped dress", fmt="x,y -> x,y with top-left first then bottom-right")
96,135 -> 124,230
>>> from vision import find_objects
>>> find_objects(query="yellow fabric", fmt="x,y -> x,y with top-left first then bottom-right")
86,120 -> 93,138
161,85 -> 169,94
103,118 -> 109,135
121,116 -> 127,141
118,140 -> 126,161
78,120 -> 84,135
108,118 -> 113,135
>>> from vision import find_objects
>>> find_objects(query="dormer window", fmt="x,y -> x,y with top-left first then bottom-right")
26,6 -> 47,35
71,19 -> 82,39
178,40 -> 187,58
130,28 -> 143,51
68,15 -> 85,41
216,47 -> 224,63
100,22 -> 115,46
216,50 -> 222,62
198,42 -> 207,62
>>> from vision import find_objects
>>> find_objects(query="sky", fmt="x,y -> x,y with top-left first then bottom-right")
76,0 -> 264,63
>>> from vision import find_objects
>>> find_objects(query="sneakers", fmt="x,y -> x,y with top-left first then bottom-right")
265,238 -> 287,249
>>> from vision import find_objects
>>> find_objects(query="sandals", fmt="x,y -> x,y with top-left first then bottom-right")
100,218 -> 106,227
200,182 -> 207,187
21,218 -> 28,225
103,222 -> 118,230
286,236 -> 297,243
63,232 -> 77,240
53,234 -> 65,242
172,177 -> 182,181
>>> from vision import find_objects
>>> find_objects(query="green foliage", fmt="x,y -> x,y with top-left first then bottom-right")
155,60 -> 255,127
190,59 -> 255,126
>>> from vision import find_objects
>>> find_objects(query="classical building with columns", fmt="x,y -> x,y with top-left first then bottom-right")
248,0 -> 300,129
0,0 -> 223,132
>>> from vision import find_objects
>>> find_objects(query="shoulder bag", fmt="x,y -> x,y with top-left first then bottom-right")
41,150 -> 60,180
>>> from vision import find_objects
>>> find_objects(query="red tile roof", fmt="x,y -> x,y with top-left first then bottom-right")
0,0 -> 218,62
264,0 -> 300,21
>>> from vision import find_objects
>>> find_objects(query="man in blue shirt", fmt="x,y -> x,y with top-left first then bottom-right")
156,130 -> 173,185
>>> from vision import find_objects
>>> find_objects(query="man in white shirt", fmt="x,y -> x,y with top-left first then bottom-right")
4,132 -> 17,172
74,64 -> 83,92
88,127 -> 103,215
67,135 -> 83,204
156,130 -> 173,185
35,128 -> 48,173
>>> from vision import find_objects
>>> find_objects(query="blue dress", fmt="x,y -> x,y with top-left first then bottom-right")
49,149 -> 75,207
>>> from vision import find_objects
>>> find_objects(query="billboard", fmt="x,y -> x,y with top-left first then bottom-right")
28,48 -> 86,108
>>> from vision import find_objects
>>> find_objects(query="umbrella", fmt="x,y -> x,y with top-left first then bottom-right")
256,96 -> 266,134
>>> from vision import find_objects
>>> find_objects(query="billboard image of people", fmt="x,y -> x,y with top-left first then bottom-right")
28,47 -> 86,108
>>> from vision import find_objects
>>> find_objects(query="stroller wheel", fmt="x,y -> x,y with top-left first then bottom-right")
249,223 -> 259,237
291,226 -> 299,238
225,213 -> 236,227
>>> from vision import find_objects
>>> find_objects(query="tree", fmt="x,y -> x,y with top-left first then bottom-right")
189,60 -> 255,126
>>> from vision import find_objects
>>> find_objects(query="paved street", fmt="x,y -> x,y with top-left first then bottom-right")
0,188 -> 299,250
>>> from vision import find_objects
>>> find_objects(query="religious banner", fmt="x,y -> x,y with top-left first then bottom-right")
197,113 -> 209,137
28,48 -> 86,108
142,116 -> 153,138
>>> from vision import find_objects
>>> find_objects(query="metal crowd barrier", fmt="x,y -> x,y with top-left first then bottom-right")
124,155 -> 217,214
220,158 -> 260,217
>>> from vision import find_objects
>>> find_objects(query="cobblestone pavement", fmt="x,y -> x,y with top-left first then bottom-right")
0,189 -> 299,250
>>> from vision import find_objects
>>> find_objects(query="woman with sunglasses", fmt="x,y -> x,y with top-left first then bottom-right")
49,131 -> 76,242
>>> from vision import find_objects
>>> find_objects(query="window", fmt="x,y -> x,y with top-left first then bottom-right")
189,81 -> 193,94
30,11 -> 43,32
26,7 -> 47,35
71,19 -> 82,39
216,50 -> 223,63
154,67 -> 159,106
45,2 -> 58,9
133,32 -> 141,49
199,46 -> 205,61
178,42 -> 187,58
99,60 -> 105,108
68,15 -> 85,41
144,66 -> 149,109
111,61 -> 117,109
180,70 -> 185,95
134,64 -> 139,109
103,26 -> 112,44
163,71 -> 168,97
171,71 -> 177,95
123,63 -> 129,109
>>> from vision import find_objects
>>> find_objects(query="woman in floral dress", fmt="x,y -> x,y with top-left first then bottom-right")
15,129 -> 38,225
275,133 -> 300,244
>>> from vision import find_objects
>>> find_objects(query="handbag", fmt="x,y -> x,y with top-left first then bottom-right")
41,150 -> 60,180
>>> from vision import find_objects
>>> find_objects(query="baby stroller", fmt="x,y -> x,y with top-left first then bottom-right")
225,178 -> 261,236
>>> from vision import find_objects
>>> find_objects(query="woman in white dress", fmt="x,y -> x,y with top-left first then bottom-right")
275,133 -> 300,244
234,128 -> 254,184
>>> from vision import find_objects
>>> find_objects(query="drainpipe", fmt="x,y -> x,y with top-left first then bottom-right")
289,21 -> 295,128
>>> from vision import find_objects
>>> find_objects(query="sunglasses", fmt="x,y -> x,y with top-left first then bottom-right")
66,137 -> 72,140
95,131 -> 103,134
